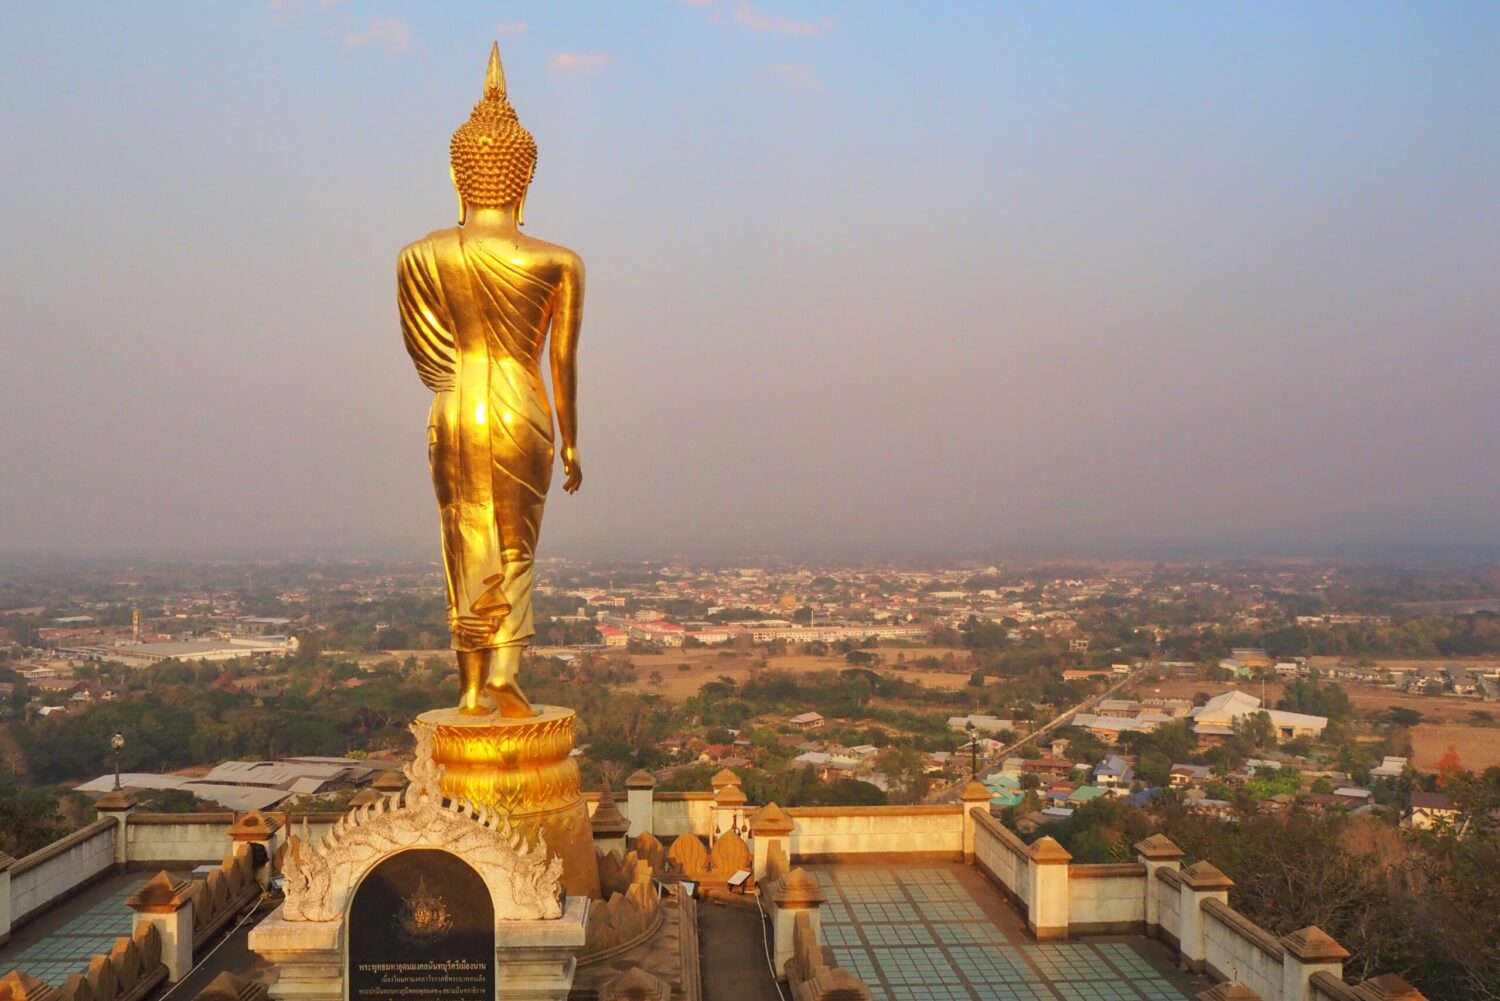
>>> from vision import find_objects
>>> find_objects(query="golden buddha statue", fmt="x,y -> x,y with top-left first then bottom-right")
398,43 -> 584,718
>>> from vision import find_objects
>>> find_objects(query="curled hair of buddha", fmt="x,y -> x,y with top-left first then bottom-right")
451,43 -> 537,208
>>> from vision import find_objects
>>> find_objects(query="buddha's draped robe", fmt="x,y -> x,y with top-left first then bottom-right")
398,230 -> 558,650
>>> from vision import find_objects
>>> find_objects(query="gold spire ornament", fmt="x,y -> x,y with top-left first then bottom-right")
397,42 -> 586,717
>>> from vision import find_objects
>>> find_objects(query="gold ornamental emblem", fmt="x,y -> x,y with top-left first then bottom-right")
395,877 -> 453,943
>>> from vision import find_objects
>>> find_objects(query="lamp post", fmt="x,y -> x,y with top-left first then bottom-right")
966,720 -> 979,779
111,731 -> 125,790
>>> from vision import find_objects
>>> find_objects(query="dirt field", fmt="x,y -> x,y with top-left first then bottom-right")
352,645 -> 976,701
618,647 -> 975,700
1306,656 -> 1500,675
1410,723 -> 1500,771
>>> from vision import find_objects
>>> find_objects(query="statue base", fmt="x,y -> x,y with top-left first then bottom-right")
413,705 -> 600,899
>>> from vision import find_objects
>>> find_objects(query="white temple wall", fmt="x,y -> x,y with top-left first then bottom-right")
1201,899 -> 1284,1000
971,810 -> 1029,908
123,813 -> 337,866
784,806 -> 964,860
9,820 -> 115,926
126,816 -> 236,864
1067,865 -> 1147,933
1155,870 -> 1182,950
649,793 -> 715,837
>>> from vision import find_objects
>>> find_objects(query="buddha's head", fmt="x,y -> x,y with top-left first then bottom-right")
450,43 -> 536,221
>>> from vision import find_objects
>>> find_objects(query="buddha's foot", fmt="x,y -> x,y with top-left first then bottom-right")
457,692 -> 494,716
483,678 -> 534,719
457,649 -> 492,715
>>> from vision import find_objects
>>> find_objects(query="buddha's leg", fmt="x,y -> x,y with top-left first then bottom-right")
432,390 -> 504,714
481,402 -> 551,718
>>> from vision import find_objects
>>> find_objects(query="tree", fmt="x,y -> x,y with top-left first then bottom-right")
1278,677 -> 1352,721
820,779 -> 886,806
291,631 -> 322,666
1137,750 -> 1172,788
8,677 -> 29,715
876,745 -> 929,804
0,781 -> 70,857
1436,746 -> 1464,790
1237,710 -> 1277,750
1388,707 -> 1423,728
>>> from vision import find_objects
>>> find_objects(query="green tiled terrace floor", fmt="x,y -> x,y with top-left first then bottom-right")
5,878 -> 147,987
810,865 -> 1199,1001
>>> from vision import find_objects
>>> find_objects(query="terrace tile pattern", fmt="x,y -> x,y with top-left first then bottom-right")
5,878 -> 147,987
810,865 -> 1197,1001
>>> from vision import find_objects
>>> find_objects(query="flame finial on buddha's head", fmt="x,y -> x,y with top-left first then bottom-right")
450,42 -> 537,211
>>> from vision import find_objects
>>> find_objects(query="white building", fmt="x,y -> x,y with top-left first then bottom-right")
62,636 -> 296,666
1188,690 -> 1327,741
948,714 -> 1016,735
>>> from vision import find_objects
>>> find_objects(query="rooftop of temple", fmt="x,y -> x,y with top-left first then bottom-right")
0,764 -> 1432,1001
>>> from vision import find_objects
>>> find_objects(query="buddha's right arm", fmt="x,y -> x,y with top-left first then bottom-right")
397,244 -> 457,393
550,254 -> 585,457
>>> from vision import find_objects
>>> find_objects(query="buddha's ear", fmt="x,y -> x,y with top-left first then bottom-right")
517,162 -> 536,226
451,165 -> 466,226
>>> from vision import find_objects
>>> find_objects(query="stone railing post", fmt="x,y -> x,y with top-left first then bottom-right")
1350,973 -> 1428,1001
0,971 -> 62,1001
196,971 -> 271,1001
749,803 -> 794,880
0,850 -> 14,947
1196,983 -> 1263,1000
1176,861 -> 1233,972
771,868 -> 826,977
1027,837 -> 1072,941
600,967 -> 671,1001
710,768 -> 741,796
960,781 -> 990,863
714,783 -> 747,841
94,789 -> 138,867
494,896 -> 590,1001
229,810 -> 283,890
624,770 -> 656,838
1279,926 -> 1350,1001
1134,834 -> 1184,933
126,872 -> 195,982
591,785 -> 631,858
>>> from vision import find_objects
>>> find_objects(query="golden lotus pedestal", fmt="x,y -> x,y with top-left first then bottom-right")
412,705 -> 600,899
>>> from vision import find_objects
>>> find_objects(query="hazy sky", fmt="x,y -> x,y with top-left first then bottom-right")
1,2 -> 1497,562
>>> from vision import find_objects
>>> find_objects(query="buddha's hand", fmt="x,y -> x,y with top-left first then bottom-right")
562,445 -> 583,494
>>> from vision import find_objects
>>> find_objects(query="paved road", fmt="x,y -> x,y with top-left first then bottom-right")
928,668 -> 1145,804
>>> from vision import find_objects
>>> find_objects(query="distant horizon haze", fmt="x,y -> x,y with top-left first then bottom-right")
1,3 -> 1497,561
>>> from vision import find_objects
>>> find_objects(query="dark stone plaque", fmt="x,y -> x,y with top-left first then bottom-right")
348,849 -> 495,1001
